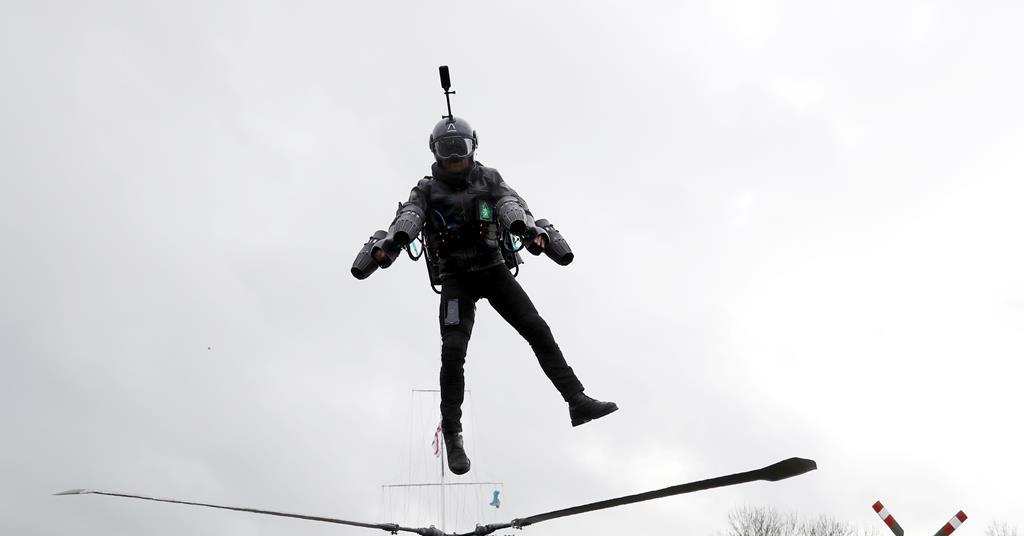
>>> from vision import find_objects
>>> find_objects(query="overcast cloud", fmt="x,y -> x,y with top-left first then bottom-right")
2,2 -> 1022,536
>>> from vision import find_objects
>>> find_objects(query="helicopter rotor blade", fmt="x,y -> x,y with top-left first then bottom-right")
505,457 -> 817,530
57,457 -> 816,536
55,488 -> 425,535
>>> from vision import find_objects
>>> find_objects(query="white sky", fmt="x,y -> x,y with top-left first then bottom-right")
2,2 -> 1022,535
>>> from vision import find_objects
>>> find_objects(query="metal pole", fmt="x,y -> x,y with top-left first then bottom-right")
440,436 -> 446,532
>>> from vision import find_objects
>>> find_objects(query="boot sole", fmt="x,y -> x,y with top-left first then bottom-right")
571,404 -> 618,427
449,462 -> 471,475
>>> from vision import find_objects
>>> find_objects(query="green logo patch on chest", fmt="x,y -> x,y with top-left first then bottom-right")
479,201 -> 493,221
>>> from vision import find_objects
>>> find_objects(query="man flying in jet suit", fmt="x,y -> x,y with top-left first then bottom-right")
367,116 -> 617,475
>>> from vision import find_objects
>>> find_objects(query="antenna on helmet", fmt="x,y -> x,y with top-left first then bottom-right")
439,65 -> 455,120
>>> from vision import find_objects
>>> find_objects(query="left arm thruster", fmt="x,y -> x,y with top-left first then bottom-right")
492,174 -> 548,251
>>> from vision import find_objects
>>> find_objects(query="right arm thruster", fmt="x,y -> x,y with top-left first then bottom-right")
350,230 -> 389,280
388,202 -> 425,246
351,181 -> 429,281
369,201 -> 424,271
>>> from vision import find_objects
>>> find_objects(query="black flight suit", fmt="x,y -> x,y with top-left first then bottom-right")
392,161 -> 585,434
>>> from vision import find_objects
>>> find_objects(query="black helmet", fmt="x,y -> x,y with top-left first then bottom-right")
429,116 -> 478,161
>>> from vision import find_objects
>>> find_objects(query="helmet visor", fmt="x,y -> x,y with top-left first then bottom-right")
433,136 -> 475,159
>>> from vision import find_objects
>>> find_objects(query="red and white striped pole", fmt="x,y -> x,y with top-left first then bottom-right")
872,501 -> 906,536
933,511 -> 968,536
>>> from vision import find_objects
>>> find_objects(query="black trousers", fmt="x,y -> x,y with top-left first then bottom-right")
438,264 -> 584,433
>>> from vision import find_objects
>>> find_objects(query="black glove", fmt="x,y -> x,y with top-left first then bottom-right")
371,236 -> 402,268
524,226 -> 549,255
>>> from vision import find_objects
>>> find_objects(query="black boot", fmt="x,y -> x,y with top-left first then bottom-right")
443,432 -> 471,475
568,392 -> 618,427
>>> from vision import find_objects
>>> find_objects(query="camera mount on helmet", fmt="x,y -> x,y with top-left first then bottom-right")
439,65 -> 454,120
429,66 -> 478,162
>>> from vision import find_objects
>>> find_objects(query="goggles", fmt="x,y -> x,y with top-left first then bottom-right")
433,136 -> 475,159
